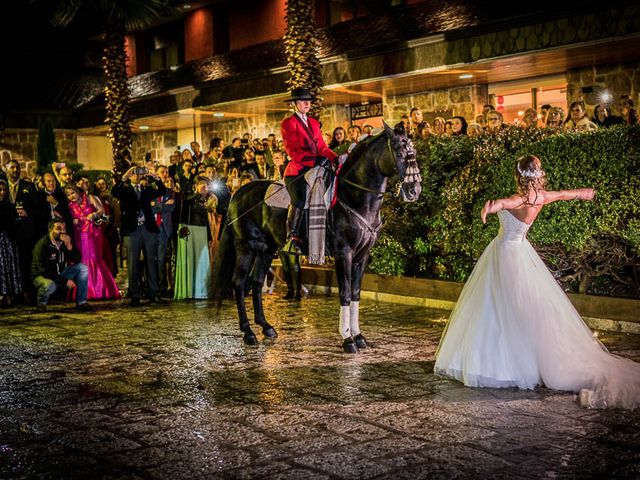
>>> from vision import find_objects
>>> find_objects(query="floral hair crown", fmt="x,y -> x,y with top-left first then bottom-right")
517,164 -> 544,178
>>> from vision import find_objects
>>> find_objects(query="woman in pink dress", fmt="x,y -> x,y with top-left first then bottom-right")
64,185 -> 120,300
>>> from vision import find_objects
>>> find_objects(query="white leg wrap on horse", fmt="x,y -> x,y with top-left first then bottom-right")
340,306 -> 351,339
349,301 -> 360,336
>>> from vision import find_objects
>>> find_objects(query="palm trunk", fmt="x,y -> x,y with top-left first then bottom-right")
284,0 -> 323,117
103,21 -> 132,178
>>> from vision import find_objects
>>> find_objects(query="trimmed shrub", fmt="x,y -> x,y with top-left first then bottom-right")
369,125 -> 640,298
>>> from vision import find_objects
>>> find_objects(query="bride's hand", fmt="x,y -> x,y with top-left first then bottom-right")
584,188 -> 596,201
576,188 -> 596,201
481,200 -> 493,224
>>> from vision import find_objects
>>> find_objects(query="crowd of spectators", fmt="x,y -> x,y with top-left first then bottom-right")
407,94 -> 638,141
0,134 -> 292,308
0,93 -> 636,309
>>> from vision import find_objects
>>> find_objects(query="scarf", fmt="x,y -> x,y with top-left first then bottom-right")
306,167 -> 327,265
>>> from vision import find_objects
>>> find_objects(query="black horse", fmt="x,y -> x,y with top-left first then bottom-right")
210,122 -> 422,351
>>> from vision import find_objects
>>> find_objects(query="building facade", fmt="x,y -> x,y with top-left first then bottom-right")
1,0 -> 639,172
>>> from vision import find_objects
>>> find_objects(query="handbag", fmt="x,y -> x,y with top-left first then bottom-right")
178,225 -> 190,238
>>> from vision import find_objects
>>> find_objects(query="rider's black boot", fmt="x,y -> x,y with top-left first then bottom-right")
282,206 -> 304,255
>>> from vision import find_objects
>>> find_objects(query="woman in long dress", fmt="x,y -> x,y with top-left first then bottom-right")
0,180 -> 22,306
434,155 -> 640,409
64,185 -> 120,300
174,176 -> 216,300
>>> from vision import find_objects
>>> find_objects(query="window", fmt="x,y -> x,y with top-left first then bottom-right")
489,75 -> 566,124
144,20 -> 184,72
327,0 -> 401,25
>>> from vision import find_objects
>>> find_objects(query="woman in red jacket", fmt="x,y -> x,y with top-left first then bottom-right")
280,88 -> 337,254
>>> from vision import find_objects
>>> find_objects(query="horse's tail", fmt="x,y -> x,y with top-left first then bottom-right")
209,224 -> 235,308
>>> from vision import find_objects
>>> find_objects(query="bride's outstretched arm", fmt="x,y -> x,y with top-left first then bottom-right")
543,188 -> 596,204
480,195 -> 523,224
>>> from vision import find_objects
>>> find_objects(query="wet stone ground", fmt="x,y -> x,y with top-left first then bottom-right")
1,295 -> 639,480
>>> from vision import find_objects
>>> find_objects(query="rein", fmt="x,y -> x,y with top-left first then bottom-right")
339,175 -> 386,196
226,171 -> 306,226
336,200 -> 382,239
337,136 -> 398,197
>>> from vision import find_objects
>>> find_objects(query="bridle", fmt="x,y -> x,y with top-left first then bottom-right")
337,135 -> 411,198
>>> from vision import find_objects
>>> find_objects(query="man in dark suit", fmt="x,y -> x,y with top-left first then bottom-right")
152,165 -> 176,298
5,159 -> 37,302
35,172 -> 73,238
112,165 -> 167,307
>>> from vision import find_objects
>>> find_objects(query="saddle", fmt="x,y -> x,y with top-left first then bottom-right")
265,166 -> 335,265
263,166 -> 335,210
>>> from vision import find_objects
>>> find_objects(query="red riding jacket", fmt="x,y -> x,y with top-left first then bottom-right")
281,113 -> 337,177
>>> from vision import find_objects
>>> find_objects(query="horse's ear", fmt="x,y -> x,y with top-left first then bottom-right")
382,121 -> 395,139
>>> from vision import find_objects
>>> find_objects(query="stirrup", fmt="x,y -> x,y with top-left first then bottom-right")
282,236 -> 303,255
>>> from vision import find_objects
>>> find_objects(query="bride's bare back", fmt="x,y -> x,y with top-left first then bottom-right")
481,188 -> 595,224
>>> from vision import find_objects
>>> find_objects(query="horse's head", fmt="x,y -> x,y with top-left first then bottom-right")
383,121 -> 422,202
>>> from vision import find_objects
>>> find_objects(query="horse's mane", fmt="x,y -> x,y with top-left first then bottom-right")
339,132 -> 385,176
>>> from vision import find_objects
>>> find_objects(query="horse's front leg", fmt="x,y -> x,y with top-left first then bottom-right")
234,249 -> 258,345
335,250 -> 358,353
251,252 -> 278,339
350,259 -> 368,349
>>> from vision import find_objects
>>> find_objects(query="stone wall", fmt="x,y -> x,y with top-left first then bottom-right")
0,129 -> 78,178
199,104 -> 353,146
318,104 -> 351,133
385,84 -> 489,125
131,129 -> 178,164
56,130 -> 78,165
567,61 -> 640,117
202,114 -> 285,145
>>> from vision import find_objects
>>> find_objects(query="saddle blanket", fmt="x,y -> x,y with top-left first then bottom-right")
264,167 -> 334,210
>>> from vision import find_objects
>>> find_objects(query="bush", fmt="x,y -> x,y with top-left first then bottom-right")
368,125 -> 640,298
367,234 -> 406,276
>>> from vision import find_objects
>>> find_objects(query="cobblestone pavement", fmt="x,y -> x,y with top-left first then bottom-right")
1,295 -> 639,480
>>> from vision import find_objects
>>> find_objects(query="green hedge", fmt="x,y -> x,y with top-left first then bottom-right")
371,125 -> 640,297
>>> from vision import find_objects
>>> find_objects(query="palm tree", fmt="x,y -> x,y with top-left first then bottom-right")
49,0 -> 170,177
284,0 -> 323,117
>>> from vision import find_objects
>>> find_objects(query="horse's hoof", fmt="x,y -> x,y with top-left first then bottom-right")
282,291 -> 294,300
243,333 -> 259,345
343,337 -> 359,354
354,334 -> 368,349
263,326 -> 278,338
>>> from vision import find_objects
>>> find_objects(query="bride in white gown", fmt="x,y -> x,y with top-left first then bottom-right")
434,155 -> 640,409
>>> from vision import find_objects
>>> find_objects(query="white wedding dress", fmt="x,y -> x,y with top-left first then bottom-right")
435,210 -> 640,409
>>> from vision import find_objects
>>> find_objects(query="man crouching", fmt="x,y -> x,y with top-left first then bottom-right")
31,219 -> 94,312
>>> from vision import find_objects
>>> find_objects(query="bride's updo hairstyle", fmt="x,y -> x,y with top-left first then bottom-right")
515,155 -> 546,204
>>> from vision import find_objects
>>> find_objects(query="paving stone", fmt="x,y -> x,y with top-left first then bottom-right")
1,296 -> 639,478
293,450 -> 392,478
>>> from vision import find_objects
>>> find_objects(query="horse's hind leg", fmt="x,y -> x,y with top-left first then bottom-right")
251,252 -> 278,338
234,249 -> 259,345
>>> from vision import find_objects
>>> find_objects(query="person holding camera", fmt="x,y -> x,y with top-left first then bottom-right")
112,165 -> 167,307
31,219 -> 93,312
64,184 -> 119,300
